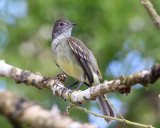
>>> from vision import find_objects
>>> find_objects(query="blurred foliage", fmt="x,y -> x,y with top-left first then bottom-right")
0,0 -> 160,128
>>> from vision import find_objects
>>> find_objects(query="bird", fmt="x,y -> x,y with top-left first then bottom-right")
51,18 -> 115,123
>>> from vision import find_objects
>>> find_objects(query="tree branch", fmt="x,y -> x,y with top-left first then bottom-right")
0,60 -> 159,127
140,0 -> 160,29
0,60 -> 160,105
0,91 -> 96,128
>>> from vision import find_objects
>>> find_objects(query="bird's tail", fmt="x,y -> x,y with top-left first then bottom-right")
97,95 -> 115,123
92,72 -> 115,123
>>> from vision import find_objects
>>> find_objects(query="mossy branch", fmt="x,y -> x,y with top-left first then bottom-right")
0,60 -> 159,127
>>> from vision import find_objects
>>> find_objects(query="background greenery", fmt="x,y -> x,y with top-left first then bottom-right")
0,0 -> 160,127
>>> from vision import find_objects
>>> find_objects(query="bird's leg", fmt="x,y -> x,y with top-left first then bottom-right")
84,82 -> 91,87
76,81 -> 84,90
67,81 -> 79,89
75,75 -> 87,90
69,81 -> 84,91
67,76 -> 86,90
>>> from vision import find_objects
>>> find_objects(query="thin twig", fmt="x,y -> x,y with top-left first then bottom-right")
104,98 -> 126,121
70,104 -> 155,128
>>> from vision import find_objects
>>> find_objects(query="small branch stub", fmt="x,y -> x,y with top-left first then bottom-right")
141,0 -> 160,29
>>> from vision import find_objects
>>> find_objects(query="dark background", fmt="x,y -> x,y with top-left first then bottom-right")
0,0 -> 160,127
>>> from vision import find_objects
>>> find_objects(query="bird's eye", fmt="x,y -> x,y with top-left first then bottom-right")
60,23 -> 64,26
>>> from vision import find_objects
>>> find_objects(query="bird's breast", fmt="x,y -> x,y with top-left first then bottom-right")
52,39 -> 85,81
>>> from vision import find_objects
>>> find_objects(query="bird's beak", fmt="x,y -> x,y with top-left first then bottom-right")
71,23 -> 77,26
68,23 -> 77,28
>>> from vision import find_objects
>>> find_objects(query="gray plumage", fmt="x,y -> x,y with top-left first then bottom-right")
52,18 -> 115,123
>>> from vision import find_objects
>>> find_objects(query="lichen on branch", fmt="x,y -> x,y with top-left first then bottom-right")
0,91 -> 96,128
0,60 -> 160,105
0,60 -> 158,128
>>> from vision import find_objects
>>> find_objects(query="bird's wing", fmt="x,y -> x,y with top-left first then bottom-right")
67,37 -> 102,86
